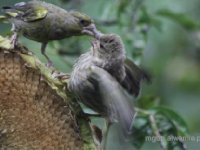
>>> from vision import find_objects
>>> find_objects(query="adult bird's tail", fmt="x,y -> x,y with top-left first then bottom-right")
2,5 -> 18,18
1,5 -> 16,21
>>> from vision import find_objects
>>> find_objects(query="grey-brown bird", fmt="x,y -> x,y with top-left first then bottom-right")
69,34 -> 150,147
2,0 -> 96,66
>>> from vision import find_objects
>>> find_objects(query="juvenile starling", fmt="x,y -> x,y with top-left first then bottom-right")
69,34 -> 150,146
2,0 -> 96,66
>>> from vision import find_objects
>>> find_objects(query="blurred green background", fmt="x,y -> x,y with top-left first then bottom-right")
0,0 -> 200,149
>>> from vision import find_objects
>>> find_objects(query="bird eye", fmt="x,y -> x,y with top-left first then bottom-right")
100,44 -> 105,49
109,39 -> 114,43
79,19 -> 90,27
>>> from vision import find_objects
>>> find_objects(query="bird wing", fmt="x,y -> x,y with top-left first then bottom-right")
88,66 -> 135,135
2,1 -> 48,22
121,58 -> 151,97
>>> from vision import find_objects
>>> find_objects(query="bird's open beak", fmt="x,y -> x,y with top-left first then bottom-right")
82,23 -> 103,39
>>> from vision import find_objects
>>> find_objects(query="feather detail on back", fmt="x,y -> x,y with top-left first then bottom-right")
2,1 -> 48,22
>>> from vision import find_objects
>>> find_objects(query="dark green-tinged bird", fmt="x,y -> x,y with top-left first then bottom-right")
69,33 -> 150,147
2,0 -> 95,66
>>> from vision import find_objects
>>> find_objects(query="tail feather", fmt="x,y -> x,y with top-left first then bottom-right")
2,6 -> 13,10
2,6 -> 19,18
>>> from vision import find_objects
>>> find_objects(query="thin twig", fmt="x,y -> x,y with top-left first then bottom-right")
149,114 -> 167,150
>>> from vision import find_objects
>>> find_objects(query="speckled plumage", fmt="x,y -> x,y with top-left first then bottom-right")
69,34 -> 150,136
69,34 -> 127,92
69,34 -> 148,136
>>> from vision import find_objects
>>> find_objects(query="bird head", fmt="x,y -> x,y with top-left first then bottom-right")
70,11 -> 93,27
69,11 -> 98,36
90,34 -> 125,60
98,34 -> 125,54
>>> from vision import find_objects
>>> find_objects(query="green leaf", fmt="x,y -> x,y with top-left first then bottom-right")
137,95 -> 160,109
133,107 -> 188,149
117,0 -> 129,18
78,117 -> 97,150
138,7 -> 163,32
156,9 -> 200,30
150,18 -> 163,32
0,36 -> 12,49
152,106 -> 188,136
131,116 -> 149,149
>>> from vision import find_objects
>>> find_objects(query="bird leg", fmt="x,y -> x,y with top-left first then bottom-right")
41,42 -> 53,67
10,32 -> 18,48
10,24 -> 18,49
52,71 -> 70,80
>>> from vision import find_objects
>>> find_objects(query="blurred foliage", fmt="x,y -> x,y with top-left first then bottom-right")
132,106 -> 188,149
0,0 -> 200,150
156,9 -> 200,31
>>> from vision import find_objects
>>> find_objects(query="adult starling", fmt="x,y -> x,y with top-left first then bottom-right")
69,34 -> 150,146
2,0 -> 96,66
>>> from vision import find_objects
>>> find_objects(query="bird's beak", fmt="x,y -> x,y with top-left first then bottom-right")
82,23 -> 103,39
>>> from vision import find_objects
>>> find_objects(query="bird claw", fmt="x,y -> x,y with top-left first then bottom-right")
9,33 -> 18,49
45,60 -> 54,68
52,72 -> 70,80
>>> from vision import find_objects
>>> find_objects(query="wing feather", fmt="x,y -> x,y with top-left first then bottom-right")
121,58 -> 151,97
2,1 -> 48,22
